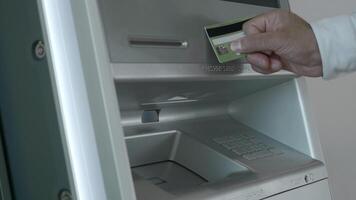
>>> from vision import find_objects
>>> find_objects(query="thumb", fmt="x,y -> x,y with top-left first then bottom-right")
231,32 -> 284,53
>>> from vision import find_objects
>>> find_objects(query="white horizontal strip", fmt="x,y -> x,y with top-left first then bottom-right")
212,32 -> 245,45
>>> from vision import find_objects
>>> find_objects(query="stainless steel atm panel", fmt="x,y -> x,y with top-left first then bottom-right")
115,78 -> 332,200
98,0 -> 289,64
96,0 -> 331,199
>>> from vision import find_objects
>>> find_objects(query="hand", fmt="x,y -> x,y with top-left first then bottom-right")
230,10 -> 323,77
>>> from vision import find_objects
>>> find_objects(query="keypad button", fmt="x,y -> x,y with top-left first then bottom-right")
243,150 -> 274,160
213,135 -> 283,160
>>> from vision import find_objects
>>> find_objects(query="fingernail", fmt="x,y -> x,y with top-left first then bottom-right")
271,62 -> 280,71
257,59 -> 269,70
271,60 -> 281,71
248,54 -> 269,70
230,40 -> 242,52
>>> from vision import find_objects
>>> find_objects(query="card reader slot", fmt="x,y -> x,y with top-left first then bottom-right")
129,38 -> 189,48
221,0 -> 280,8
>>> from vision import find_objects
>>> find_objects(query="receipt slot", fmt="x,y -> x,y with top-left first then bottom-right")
0,0 -> 332,200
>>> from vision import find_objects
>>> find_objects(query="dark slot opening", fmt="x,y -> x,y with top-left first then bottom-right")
221,0 -> 280,8
129,38 -> 188,48
141,109 -> 160,123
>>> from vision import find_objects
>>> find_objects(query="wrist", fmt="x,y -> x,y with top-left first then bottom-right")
308,23 -> 323,77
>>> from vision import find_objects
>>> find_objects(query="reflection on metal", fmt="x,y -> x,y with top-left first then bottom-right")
0,116 -> 12,200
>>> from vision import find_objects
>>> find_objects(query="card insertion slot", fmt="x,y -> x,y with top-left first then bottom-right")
129,37 -> 189,48
206,19 -> 249,37
221,0 -> 280,8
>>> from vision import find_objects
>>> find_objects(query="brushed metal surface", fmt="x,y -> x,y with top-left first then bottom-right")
98,0 -> 291,81
98,0 -> 286,63
119,78 -> 331,199
124,120 -> 328,199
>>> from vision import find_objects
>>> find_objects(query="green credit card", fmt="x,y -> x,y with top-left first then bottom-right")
205,18 -> 250,64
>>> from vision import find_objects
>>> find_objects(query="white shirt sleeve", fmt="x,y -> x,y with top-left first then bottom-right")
311,13 -> 356,79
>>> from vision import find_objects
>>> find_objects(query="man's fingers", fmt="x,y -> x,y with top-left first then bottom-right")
270,54 -> 283,71
242,13 -> 270,35
242,10 -> 288,35
246,53 -> 270,70
242,24 -> 276,58
231,32 -> 283,53
246,53 -> 283,74
243,21 -> 263,35
251,65 -> 273,75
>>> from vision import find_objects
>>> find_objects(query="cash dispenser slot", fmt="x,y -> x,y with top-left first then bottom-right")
115,79 -> 328,200
126,130 -> 249,195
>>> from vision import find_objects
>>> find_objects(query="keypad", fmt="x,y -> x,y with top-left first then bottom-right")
213,134 -> 284,160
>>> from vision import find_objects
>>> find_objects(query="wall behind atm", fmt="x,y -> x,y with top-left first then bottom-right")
290,1 -> 356,200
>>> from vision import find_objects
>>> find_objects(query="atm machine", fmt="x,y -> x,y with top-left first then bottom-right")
0,0 -> 333,200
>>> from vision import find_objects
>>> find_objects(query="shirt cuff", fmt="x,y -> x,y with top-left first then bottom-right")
311,14 -> 356,79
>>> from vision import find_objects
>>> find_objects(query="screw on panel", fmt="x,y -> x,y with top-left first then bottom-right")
59,189 -> 72,200
33,40 -> 46,60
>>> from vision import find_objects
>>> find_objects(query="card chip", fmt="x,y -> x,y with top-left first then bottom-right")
205,18 -> 250,63
216,45 -> 229,55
